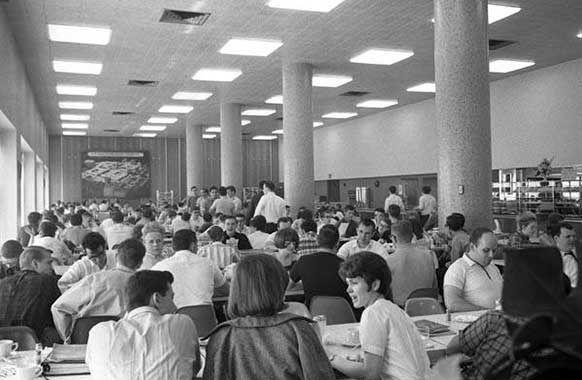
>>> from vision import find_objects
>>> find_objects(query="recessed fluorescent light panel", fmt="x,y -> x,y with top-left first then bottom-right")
192,68 -> 242,82
406,83 -> 436,93
313,122 -> 324,127
140,125 -> 166,132
488,4 -> 521,24
220,38 -> 283,57
205,127 -> 221,133
48,24 -> 112,45
58,101 -> 94,110
356,99 -> 398,109
158,105 -> 193,114
62,130 -> 87,136
350,49 -> 414,66
312,74 -> 353,88
242,109 -> 277,116
322,112 -> 358,119
272,129 -> 284,135
61,123 -> 88,130
133,133 -> 157,138
578,32 -> 582,39
252,135 -> 278,140
60,114 -> 90,121
52,60 -> 103,75
56,85 -> 97,96
489,59 -> 535,73
265,95 -> 283,104
148,117 -> 178,124
172,91 -> 213,100
203,134 -> 217,139
241,120 -> 251,126
267,0 -> 346,12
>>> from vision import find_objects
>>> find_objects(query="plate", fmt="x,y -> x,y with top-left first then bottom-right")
452,314 -> 480,323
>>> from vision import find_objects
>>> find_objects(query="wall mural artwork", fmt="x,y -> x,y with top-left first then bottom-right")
81,151 -> 150,200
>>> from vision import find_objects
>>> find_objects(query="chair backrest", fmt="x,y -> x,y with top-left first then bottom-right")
177,305 -> 218,338
309,296 -> 356,325
407,287 -> 439,300
0,326 -> 38,350
70,316 -> 120,344
404,297 -> 444,317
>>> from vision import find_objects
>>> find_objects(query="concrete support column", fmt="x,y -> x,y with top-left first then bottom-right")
0,127 -> 18,242
220,103 -> 243,191
36,157 -> 44,210
185,119 -> 204,189
277,136 -> 284,183
435,0 -> 492,230
22,150 -> 36,218
283,62 -> 313,215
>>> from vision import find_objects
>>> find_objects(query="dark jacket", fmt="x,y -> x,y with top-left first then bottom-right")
203,313 -> 335,380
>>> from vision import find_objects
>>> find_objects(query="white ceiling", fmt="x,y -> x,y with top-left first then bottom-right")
3,0 -> 582,138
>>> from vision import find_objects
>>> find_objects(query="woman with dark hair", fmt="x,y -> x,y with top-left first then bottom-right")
331,251 -> 429,380
203,254 -> 334,380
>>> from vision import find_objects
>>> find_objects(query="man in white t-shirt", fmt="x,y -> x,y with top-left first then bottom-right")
417,185 -> 437,228
384,186 -> 405,214
337,219 -> 388,261
444,228 -> 502,312
254,181 -> 287,224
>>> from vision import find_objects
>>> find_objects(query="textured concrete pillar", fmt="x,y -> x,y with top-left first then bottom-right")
0,127 -> 18,241
185,120 -> 204,189
220,103 -> 243,191
283,62 -> 314,215
277,135 -> 284,183
22,150 -> 36,217
435,0 -> 492,230
36,157 -> 44,210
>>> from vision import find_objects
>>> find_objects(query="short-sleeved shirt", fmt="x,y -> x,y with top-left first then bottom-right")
198,242 -> 239,269
444,254 -> 503,310
384,194 -> 405,213
458,310 -> 535,380
152,250 -> 226,308
289,251 -> 349,307
418,194 -> 437,216
337,239 -> 389,261
248,231 -> 269,250
449,230 -> 470,263
210,198 -> 235,216
360,299 -> 429,380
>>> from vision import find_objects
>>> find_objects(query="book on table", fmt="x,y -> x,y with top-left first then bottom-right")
43,344 -> 90,375
413,319 -> 452,335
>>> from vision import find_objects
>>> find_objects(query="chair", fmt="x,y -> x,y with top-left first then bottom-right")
404,297 -> 444,317
70,316 -> 120,344
407,288 -> 439,300
177,305 -> 218,338
0,326 -> 38,350
309,296 -> 356,325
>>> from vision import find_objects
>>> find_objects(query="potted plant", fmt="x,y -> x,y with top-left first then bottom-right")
535,157 -> 554,187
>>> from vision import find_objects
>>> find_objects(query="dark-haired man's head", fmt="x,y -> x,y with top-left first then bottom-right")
20,246 -> 53,275
70,213 -> 82,226
550,222 -> 576,253
387,204 -> 401,221
357,219 -> 375,246
39,221 -> 57,237
274,228 -> 299,250
263,181 -> 276,193
445,213 -> 465,232
181,212 -> 191,222
82,232 -> 108,269
422,186 -> 431,194
218,186 -> 227,197
344,205 -> 355,221
301,219 -> 317,234
389,186 -> 397,194
111,210 -> 124,224
126,270 -> 175,314
224,215 -> 237,235
1,240 -> 23,268
226,186 -> 237,197
172,229 -> 197,252
250,215 -> 267,232
391,220 -> 414,245
27,212 -> 42,227
317,225 -> 339,250
277,217 -> 292,231
207,226 -> 225,242
116,239 -> 145,270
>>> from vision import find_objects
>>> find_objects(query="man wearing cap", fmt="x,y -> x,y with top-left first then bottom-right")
0,240 -> 23,279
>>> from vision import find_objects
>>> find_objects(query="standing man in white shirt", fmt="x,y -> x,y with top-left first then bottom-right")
227,185 -> 243,214
550,222 -> 578,288
86,270 -> 200,380
417,186 -> 437,229
384,186 -> 405,214
254,181 -> 287,224
337,219 -> 389,261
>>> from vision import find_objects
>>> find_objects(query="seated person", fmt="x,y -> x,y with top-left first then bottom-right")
338,205 -> 358,238
445,212 -> 470,264
372,215 -> 392,244
140,222 -> 166,270
86,270 -> 200,379
290,225 -> 351,307
331,251 -> 430,380
32,221 -> 73,265
508,211 -> 538,247
538,212 -> 565,246
291,208 -> 313,237
387,204 -> 402,225
264,216 -> 293,251
444,228 -> 503,312
58,232 -> 115,292
550,222 -> 578,288
203,254 -> 335,380
0,240 -> 23,279
235,213 -> 249,235
337,219 -> 389,260
446,246 -> 569,380
0,246 -> 61,345
198,226 -> 239,269
221,215 -> 252,251
189,207 -> 204,232
247,215 -> 269,249
52,239 -> 145,341
61,213 -> 90,248
297,219 -> 319,256
18,211 -> 42,247
198,212 -> 213,233
273,228 -> 300,269
172,212 -> 192,233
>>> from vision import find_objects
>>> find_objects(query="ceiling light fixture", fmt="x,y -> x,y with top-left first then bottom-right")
350,48 -> 414,66
172,91 -> 213,100
205,127 -> 221,133
52,60 -> 103,75
133,133 -> 157,138
203,134 -> 217,139
62,130 -> 87,136
252,135 -> 278,140
322,112 -> 358,119
313,121 -> 324,127
61,123 -> 88,129
148,117 -> 178,124
272,129 -> 284,135
60,114 -> 90,121
266,0 -> 346,13
140,125 -> 166,132
242,108 -> 277,116
192,68 -> 242,82
158,105 -> 193,114
241,120 -> 251,126
220,38 -> 283,57
489,59 -> 535,73
56,85 -> 97,96
406,82 -> 436,93
488,4 -> 521,24
313,74 -> 353,88
265,95 -> 283,104
58,101 -> 94,110
48,24 -> 112,45
356,99 -> 398,108
577,32 -> 582,39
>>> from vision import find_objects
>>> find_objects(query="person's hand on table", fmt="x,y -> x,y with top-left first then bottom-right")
429,354 -> 463,380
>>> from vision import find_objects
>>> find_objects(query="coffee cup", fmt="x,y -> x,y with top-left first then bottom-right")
0,339 -> 18,357
15,364 -> 42,380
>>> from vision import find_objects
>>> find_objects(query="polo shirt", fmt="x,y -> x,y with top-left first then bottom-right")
209,197 -> 235,216
444,254 -> 503,310
337,239 -> 389,261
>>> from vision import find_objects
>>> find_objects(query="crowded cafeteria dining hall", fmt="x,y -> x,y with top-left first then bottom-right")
1,0 -> 582,379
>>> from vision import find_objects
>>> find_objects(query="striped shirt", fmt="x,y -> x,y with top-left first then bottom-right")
198,242 -> 239,269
